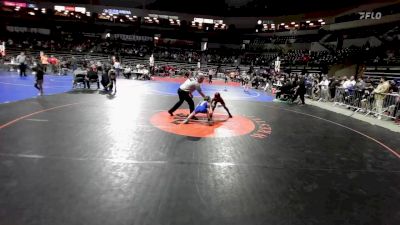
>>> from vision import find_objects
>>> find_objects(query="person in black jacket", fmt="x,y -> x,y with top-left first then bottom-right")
85,68 -> 100,89
292,75 -> 306,105
32,61 -> 44,96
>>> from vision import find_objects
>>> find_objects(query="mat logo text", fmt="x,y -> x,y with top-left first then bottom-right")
249,117 -> 271,139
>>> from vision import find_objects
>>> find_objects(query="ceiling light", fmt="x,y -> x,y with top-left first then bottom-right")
28,12 -> 35,15
280,23 -> 285,25
291,22 -> 295,25
34,7 -> 38,10
321,22 -> 326,25
295,24 -> 299,27
318,19 -> 323,22
255,29 -> 258,32
257,20 -> 262,25
309,23 -> 314,26
306,20 -> 310,23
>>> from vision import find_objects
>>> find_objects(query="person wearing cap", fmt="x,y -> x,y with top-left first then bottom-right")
168,75 -> 206,116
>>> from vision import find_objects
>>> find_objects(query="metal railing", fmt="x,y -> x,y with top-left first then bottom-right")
332,87 -> 400,119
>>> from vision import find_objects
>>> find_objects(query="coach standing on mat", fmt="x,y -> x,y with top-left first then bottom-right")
168,74 -> 206,116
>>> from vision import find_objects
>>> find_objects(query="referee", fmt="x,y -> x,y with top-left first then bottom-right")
168,74 -> 206,116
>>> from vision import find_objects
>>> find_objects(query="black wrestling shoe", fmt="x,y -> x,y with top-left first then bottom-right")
229,114 -> 233,118
192,116 -> 199,120
168,111 -> 174,116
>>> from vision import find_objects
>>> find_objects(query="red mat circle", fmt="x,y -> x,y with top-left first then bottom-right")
150,109 -> 255,138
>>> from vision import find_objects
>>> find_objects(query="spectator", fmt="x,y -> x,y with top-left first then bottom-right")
329,77 -> 340,100
372,77 -> 390,119
292,75 -> 307,105
318,76 -> 330,101
355,77 -> 366,90
342,76 -> 355,89
16,52 -> 27,77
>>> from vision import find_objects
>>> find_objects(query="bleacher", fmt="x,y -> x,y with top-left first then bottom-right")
4,49 -> 254,73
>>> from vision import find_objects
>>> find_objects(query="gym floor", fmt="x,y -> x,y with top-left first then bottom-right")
0,73 -> 399,225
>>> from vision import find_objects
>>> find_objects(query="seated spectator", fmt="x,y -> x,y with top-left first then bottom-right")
85,68 -> 99,89
73,67 -> 87,88
123,66 -> 132,79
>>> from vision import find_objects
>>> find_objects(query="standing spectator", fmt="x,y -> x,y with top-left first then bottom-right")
32,61 -> 44,96
292,75 -> 307,105
342,76 -> 354,89
349,76 -> 356,86
318,76 -> 330,101
113,60 -> 121,77
149,54 -> 155,75
107,68 -> 117,93
355,77 -> 366,90
389,80 -> 399,93
16,52 -> 27,77
312,80 -> 320,100
329,77 -> 340,100
372,77 -> 390,119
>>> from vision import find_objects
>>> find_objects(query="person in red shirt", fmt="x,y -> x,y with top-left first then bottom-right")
211,92 -> 232,118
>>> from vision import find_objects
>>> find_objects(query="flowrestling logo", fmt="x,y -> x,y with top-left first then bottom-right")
359,12 -> 382,20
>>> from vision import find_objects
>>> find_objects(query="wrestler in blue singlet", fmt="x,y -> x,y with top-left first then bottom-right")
194,101 -> 209,114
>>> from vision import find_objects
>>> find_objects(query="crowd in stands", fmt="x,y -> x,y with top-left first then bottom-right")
268,71 -> 400,122
3,31 -> 400,68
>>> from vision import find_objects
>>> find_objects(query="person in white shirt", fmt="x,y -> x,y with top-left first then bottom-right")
16,52 -> 27,77
113,60 -> 121,77
168,75 -> 206,116
342,76 -> 353,89
149,54 -> 155,75
318,76 -> 330,101
349,76 -> 356,86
